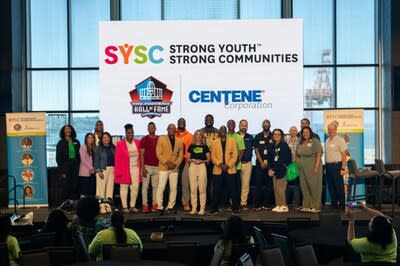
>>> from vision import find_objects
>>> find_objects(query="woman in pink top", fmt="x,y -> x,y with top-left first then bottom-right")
114,124 -> 142,213
78,133 -> 96,198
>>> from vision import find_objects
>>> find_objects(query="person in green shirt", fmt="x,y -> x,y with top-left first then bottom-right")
0,215 -> 20,265
345,203 -> 397,264
88,211 -> 142,261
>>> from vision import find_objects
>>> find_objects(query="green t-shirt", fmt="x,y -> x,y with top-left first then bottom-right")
6,235 -> 20,262
351,230 -> 397,263
68,141 -> 76,159
88,227 -> 143,261
227,132 -> 245,170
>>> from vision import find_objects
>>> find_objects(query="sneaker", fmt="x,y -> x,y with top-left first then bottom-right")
309,208 -> 320,213
240,205 -> 249,211
100,209 -> 107,214
122,208 -> 129,213
272,206 -> 281,212
280,206 -> 289,213
190,209 -> 197,215
198,209 -> 205,216
253,207 -> 262,211
151,204 -> 158,212
130,207 -> 139,213
262,206 -> 272,211
142,204 -> 149,213
183,204 -> 191,211
300,207 -> 311,212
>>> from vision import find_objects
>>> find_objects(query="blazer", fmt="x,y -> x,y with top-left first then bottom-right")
56,139 -> 81,174
211,138 -> 238,175
78,144 -> 94,177
94,145 -> 115,172
114,139 -> 142,184
268,141 -> 292,179
156,135 -> 184,172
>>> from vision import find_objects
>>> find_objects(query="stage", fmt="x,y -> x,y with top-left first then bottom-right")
2,204 -> 399,225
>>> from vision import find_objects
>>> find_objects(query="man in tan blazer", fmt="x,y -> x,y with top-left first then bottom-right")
156,123 -> 184,211
209,126 -> 240,214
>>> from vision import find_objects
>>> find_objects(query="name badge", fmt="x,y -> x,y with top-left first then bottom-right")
274,155 -> 279,162
263,149 -> 268,155
329,144 -> 335,148
259,140 -> 265,144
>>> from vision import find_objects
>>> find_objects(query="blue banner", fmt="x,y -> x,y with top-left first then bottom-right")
6,113 -> 48,207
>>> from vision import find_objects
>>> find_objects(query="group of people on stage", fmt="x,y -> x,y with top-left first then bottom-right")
56,114 -> 349,215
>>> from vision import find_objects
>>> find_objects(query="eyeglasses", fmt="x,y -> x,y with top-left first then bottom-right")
273,133 -> 282,136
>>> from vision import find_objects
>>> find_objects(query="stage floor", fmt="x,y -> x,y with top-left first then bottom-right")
2,204 -> 399,224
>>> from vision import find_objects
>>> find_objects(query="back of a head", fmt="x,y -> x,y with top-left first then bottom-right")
42,209 -> 68,232
0,215 -> 11,242
75,197 -> 100,223
223,216 -> 248,243
367,216 -> 393,249
110,211 -> 127,244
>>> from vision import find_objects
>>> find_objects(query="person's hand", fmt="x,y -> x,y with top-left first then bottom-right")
312,166 -> 318,176
345,207 -> 356,221
260,161 -> 267,169
90,168 -> 96,174
167,161 -> 176,170
340,168 -> 346,176
98,172 -> 104,179
141,168 -> 148,177
220,164 -> 228,172
268,169 -> 275,177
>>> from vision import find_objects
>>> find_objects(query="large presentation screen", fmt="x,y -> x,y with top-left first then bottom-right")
99,19 -> 303,136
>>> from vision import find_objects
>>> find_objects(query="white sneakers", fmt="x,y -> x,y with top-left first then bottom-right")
272,206 -> 289,213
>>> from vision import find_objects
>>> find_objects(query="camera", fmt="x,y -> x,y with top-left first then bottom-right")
347,201 -> 360,208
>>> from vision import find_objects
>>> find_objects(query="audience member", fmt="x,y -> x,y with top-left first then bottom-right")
39,208 -> 72,246
0,215 -> 20,266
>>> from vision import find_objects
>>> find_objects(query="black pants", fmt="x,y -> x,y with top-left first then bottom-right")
79,174 -> 96,197
326,163 -> 345,208
254,166 -> 274,208
206,164 -> 214,204
210,171 -> 240,212
61,160 -> 80,200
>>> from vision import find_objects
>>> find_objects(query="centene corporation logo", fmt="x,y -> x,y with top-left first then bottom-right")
129,76 -> 173,119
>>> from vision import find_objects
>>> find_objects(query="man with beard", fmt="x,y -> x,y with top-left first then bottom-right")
298,118 -> 320,141
253,119 -> 274,211
176,118 -> 193,211
200,114 -> 219,202
238,119 -> 254,210
94,120 -> 104,147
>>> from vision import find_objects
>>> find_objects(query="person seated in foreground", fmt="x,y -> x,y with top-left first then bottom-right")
214,215 -> 254,266
39,208 -> 72,246
0,215 -> 20,266
345,202 -> 397,264
88,211 -> 142,261
71,197 -> 109,261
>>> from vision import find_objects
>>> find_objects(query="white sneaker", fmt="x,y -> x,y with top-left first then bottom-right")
280,206 -> 289,212
272,206 -> 281,212
190,209 -> 197,215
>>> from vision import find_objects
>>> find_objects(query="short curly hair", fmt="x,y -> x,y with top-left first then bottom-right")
75,197 -> 100,222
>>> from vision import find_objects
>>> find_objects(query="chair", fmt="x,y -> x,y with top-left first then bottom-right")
210,244 -> 224,266
237,252 -> 254,266
30,232 -> 56,249
260,248 -> 285,266
253,226 -> 268,250
0,243 -> 10,266
75,230 -> 91,262
47,246 -> 75,266
19,249 -> 51,266
319,211 -> 341,227
347,159 -> 379,203
375,159 -> 400,215
167,241 -> 198,265
229,243 -> 258,266
270,233 -> 294,266
102,244 -> 141,262
295,244 -> 318,266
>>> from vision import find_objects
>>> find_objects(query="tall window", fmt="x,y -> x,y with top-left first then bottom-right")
27,0 -> 378,165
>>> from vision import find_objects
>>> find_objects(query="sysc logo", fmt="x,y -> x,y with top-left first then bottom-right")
129,76 -> 173,119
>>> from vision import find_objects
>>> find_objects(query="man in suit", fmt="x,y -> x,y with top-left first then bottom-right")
209,126 -> 239,215
156,123 -> 184,212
